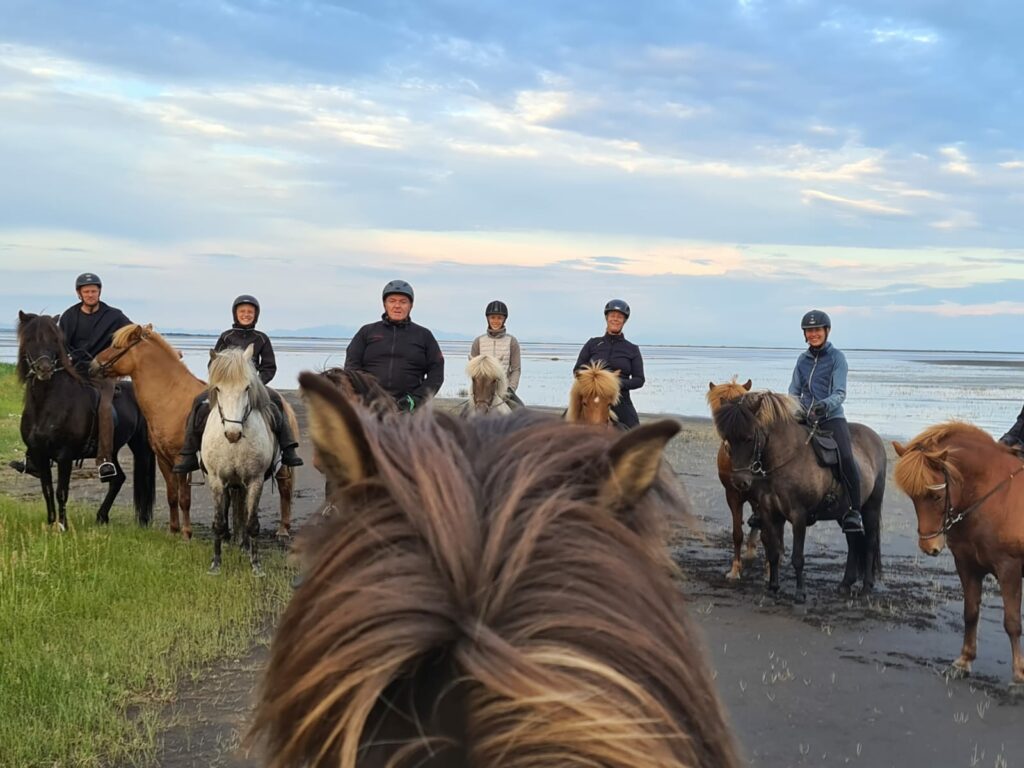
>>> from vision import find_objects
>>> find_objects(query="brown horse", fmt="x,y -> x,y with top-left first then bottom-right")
894,422 -> 1024,685
566,361 -> 621,427
707,378 -> 761,580
249,373 -> 741,768
91,324 -> 297,538
461,354 -> 511,417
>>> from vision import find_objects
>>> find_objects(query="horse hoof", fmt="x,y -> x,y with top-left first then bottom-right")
1007,681 -> 1024,697
252,566 -> 265,578
794,591 -> 806,605
54,522 -> 66,533
208,564 -> 221,576
276,527 -> 291,540
836,583 -> 853,597
767,583 -> 781,594
947,663 -> 970,680
725,567 -> 741,581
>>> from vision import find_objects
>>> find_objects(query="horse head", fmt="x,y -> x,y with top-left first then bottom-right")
466,354 -> 508,416
706,377 -> 752,413
567,362 -> 621,427
90,323 -> 157,379
16,311 -> 77,383
207,345 -> 272,444
712,390 -> 799,492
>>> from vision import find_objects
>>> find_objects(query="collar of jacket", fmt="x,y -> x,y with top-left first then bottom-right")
381,313 -> 412,328
486,327 -> 507,338
231,322 -> 257,330
806,341 -> 833,358
603,331 -> 627,342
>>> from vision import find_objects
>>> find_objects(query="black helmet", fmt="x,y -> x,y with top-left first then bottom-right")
382,279 -> 414,303
800,310 -> 831,330
232,294 -> 261,325
485,300 -> 508,318
75,272 -> 102,290
604,299 -> 630,319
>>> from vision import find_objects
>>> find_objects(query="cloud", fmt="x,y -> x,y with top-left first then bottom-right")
800,189 -> 909,216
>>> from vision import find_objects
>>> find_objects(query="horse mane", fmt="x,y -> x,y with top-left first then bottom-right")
207,348 -> 276,427
567,362 -> 621,421
320,367 -> 398,418
705,377 -> 750,413
16,313 -> 81,384
251,405 -> 739,767
892,421 -> 998,498
466,354 -> 508,400
712,390 -> 797,442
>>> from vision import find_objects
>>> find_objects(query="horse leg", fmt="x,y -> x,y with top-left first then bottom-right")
743,498 -> 760,561
246,481 -> 264,576
209,485 -> 228,575
760,513 -> 783,593
275,465 -> 293,539
950,561 -> 983,678
95,458 -> 124,525
179,476 -> 193,540
791,518 -> 807,604
838,533 -> 859,596
35,455 -> 57,528
157,458 -> 180,534
994,560 -> 1024,684
55,459 -> 73,532
725,484 -> 745,581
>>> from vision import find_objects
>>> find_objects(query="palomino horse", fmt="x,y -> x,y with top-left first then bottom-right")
714,391 -> 886,602
203,347 -> 278,575
894,423 -> 1024,685
15,312 -> 155,529
461,354 -> 511,417
249,373 -> 740,768
707,378 -> 761,580
91,324 -> 297,539
566,362 -> 621,428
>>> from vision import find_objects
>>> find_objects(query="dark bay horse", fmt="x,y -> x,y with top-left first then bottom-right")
714,391 -> 886,602
249,372 -> 741,768
16,312 -> 155,529
707,378 -> 761,580
894,423 -> 1024,684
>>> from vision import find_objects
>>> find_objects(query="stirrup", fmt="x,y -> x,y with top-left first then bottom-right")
841,509 -> 865,534
98,461 -> 117,482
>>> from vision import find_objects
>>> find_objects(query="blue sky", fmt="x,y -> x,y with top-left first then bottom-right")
2,0 -> 1023,348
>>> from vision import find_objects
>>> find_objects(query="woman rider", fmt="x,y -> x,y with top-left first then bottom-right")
469,300 -> 523,407
788,310 -> 864,533
573,299 -> 645,429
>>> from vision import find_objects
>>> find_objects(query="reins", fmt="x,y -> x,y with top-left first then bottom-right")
93,335 -> 145,375
918,460 -> 1024,540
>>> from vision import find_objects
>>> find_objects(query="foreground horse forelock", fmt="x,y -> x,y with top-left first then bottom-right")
250,372 -> 741,768
894,422 -> 1024,684
567,361 -> 621,427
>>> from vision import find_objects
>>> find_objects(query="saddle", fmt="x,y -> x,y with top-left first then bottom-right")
801,422 -> 843,525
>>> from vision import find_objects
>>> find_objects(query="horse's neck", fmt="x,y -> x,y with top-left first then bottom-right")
128,352 -> 205,430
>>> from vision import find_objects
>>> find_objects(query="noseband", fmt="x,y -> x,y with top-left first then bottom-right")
23,352 -> 61,380
216,389 -> 254,434
918,462 -> 1024,540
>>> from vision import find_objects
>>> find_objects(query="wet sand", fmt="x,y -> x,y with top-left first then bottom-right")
8,394 -> 1021,767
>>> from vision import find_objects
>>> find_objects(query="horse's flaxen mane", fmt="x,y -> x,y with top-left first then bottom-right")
250,386 -> 740,768
467,354 -> 508,400
893,421 -> 998,498
712,390 -> 797,442
16,313 -> 81,384
706,377 -> 750,413
567,362 -> 621,421
207,348 -> 276,427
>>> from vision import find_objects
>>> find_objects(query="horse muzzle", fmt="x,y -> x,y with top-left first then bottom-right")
730,471 -> 753,493
223,429 -> 243,444
918,535 -> 945,556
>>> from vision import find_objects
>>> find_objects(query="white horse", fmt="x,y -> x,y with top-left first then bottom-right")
462,355 -> 512,417
202,345 -> 277,575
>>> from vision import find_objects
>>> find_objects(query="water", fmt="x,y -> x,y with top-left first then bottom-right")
3,330 -> 1022,439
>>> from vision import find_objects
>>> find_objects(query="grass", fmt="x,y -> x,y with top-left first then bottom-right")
0,364 -> 294,766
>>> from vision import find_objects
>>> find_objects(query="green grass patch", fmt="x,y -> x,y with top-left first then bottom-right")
0,364 -> 294,766
0,362 -> 24,461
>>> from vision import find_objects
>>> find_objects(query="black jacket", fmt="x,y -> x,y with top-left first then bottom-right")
214,326 -> 277,385
58,301 -> 132,368
344,314 -> 445,407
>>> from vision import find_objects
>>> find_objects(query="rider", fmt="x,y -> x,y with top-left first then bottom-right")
344,280 -> 445,412
788,310 -> 864,534
999,407 -> 1024,449
11,273 -> 132,481
573,299 -> 645,429
469,300 -> 523,407
172,295 -> 303,474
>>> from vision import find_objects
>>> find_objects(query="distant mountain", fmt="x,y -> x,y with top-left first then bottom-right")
269,324 -> 475,341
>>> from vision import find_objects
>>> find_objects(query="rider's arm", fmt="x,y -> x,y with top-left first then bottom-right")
257,334 -> 277,385
508,337 -> 521,391
787,363 -> 802,398
343,327 -> 367,372
621,348 -> 645,391
821,351 -> 849,412
469,336 -> 480,360
573,340 -> 594,372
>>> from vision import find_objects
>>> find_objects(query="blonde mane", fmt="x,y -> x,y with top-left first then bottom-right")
466,355 -> 508,401
111,323 -> 181,360
706,378 -> 751,413
893,421 -> 998,498
567,362 -> 621,422
207,348 -> 276,427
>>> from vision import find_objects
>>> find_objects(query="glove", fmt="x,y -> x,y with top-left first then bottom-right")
399,394 -> 416,413
808,402 -> 827,421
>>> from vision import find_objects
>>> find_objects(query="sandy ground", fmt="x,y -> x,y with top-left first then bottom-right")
8,393 -> 1023,768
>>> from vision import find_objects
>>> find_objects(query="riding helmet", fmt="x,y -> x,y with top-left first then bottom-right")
382,279 -> 414,303
232,294 -> 261,324
75,272 -> 102,290
485,300 -> 508,318
800,310 -> 831,330
604,299 -> 631,319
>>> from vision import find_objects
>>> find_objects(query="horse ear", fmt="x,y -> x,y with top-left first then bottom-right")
600,419 -> 681,508
243,344 -> 254,362
708,381 -> 715,391
208,349 -> 217,362
746,392 -> 764,412
18,310 -> 28,322
743,379 -> 752,391
299,371 -> 375,486
892,441 -> 907,457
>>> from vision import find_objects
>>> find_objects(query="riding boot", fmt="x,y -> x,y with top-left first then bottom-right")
276,417 -> 304,467
95,379 -> 117,482
841,508 -> 865,534
172,395 -> 206,474
9,455 -> 41,478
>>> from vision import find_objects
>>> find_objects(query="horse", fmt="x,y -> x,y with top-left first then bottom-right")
318,367 -> 399,420
894,422 -> 1024,685
203,346 -> 279,575
713,391 -> 886,602
248,372 -> 741,768
91,324 -> 297,539
461,354 -> 511,417
15,311 -> 155,529
707,378 -> 761,580
566,361 -> 621,428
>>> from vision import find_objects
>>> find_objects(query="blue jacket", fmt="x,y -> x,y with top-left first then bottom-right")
788,342 -> 848,419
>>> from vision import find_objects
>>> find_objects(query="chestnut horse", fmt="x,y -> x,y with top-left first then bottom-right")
91,324 -> 297,538
894,422 -> 1024,685
707,378 -> 761,580
461,354 -> 511,417
249,373 -> 740,767
566,362 -> 621,428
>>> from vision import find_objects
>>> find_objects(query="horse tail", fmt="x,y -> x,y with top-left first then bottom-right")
131,419 -> 156,527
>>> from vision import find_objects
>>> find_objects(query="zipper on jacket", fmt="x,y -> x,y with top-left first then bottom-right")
387,324 -> 396,391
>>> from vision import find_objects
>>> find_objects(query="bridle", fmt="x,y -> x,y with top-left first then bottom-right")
918,461 -> 1024,540
92,335 -> 145,375
215,387 -> 254,434
23,351 -> 62,380
729,426 -> 801,478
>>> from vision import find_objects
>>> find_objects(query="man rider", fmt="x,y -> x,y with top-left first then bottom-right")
344,280 -> 445,412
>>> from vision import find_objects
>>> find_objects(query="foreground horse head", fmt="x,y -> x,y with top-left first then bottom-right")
250,373 -> 740,767
465,354 -> 509,416
567,362 -> 621,427
319,367 -> 398,419
894,422 -> 1024,684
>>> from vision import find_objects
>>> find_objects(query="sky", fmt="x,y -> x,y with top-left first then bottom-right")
1,0 -> 1023,348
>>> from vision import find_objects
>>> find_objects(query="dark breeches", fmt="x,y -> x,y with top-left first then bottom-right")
613,399 -> 639,429
821,417 -> 861,510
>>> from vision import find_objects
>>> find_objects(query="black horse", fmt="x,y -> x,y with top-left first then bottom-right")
15,311 -> 156,529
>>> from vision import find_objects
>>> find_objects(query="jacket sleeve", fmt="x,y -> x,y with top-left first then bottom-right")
788,362 -> 803,399
257,334 -> 277,385
508,337 -> 522,391
822,352 -> 849,413
469,336 -> 480,359
213,331 -> 231,353
621,347 -> 645,391
344,327 -> 367,372
409,331 -> 444,404
573,340 -> 594,372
